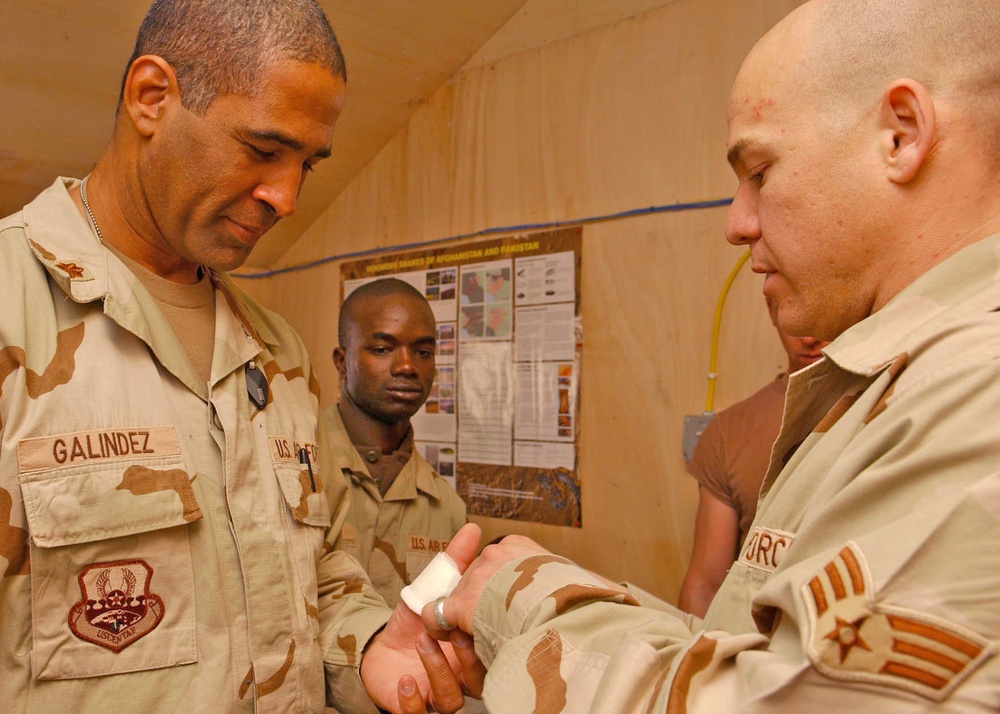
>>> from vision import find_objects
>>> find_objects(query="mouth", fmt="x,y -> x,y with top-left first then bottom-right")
225,217 -> 272,247
749,259 -> 773,275
386,386 -> 425,400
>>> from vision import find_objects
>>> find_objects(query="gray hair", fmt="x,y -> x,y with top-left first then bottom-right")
120,0 -> 346,115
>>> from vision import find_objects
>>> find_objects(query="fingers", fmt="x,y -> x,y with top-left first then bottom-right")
444,522 -> 481,572
397,675 -> 427,714
421,595 -> 459,640
416,632 -> 466,713
450,628 -> 486,699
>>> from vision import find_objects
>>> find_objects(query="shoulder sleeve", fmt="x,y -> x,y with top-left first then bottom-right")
686,415 -> 737,508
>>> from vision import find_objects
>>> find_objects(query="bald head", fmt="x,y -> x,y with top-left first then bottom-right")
334,278 -> 437,430
808,0 -> 1000,93
339,278 -> 433,348
755,0 -> 1000,156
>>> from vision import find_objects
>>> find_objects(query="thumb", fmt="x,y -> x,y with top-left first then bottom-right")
444,522 -> 481,573
419,523 -> 481,637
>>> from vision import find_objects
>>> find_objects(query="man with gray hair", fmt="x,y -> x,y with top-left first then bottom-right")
412,1 -> 1000,711
0,2 -> 476,712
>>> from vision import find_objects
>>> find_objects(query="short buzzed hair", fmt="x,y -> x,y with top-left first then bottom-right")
805,0 -> 1000,160
338,278 -> 433,348
121,0 -> 346,115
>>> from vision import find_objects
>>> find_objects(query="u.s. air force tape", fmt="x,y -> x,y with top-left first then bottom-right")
400,552 -> 462,614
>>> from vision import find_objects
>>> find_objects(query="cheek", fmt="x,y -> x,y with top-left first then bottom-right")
179,134 -> 254,212
350,360 -> 384,391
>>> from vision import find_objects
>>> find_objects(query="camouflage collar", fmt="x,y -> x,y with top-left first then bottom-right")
20,177 -> 281,350
324,404 -> 443,501
823,233 -> 1000,377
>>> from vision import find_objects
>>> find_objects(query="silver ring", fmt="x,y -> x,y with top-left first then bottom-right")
432,596 -> 454,631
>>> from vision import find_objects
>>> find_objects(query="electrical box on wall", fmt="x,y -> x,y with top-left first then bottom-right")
682,412 -> 715,463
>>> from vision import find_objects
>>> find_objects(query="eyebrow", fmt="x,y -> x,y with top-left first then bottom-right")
247,129 -> 332,159
370,332 -> 437,346
726,139 -> 750,168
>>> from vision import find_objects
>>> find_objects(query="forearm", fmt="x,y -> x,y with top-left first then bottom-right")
678,573 -> 722,618
471,555 -> 701,713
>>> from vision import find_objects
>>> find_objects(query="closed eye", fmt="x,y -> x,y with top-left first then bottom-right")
747,165 -> 768,185
249,144 -> 277,161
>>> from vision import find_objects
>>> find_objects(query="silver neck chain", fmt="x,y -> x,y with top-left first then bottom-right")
80,176 -> 103,241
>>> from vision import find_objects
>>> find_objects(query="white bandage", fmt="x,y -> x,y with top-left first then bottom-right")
400,552 -> 462,614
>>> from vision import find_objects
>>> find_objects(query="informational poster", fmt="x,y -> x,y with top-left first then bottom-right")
342,228 -> 582,526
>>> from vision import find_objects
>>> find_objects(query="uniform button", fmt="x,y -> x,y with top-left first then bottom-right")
365,450 -> 379,464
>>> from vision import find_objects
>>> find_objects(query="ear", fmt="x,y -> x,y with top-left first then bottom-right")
877,79 -> 936,184
121,55 -> 180,137
332,347 -> 347,379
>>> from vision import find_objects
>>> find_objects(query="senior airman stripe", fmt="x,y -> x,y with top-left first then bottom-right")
802,542 -> 991,701
18,427 -> 180,473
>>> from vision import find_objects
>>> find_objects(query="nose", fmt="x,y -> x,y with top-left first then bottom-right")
725,182 -> 761,246
252,164 -> 303,218
391,348 -> 418,376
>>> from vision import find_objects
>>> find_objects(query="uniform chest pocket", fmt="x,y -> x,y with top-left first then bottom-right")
273,460 -> 332,637
17,428 -> 202,680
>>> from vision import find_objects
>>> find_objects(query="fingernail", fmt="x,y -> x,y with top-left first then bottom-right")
399,677 -> 416,696
417,632 -> 435,653
452,629 -> 473,648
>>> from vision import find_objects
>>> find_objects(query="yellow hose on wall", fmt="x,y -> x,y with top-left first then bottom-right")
705,249 -> 750,413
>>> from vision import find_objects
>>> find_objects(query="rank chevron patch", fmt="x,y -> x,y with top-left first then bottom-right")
801,542 -> 993,701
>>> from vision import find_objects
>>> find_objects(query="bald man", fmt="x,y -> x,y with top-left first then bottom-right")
408,1 -> 1000,711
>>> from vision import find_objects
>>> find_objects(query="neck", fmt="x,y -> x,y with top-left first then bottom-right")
337,400 -> 410,454
82,158 -> 202,284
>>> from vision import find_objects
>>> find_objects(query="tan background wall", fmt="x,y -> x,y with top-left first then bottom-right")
241,0 -> 804,602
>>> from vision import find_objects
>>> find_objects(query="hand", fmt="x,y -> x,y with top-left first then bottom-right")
419,534 -> 552,639
396,630 -> 487,714
360,523 -> 481,713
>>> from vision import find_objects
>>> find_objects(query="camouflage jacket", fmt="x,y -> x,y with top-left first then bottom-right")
472,235 -> 1000,712
0,178 -> 391,713
325,405 -> 467,609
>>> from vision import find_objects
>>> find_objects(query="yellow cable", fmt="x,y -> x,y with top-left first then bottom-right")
705,249 -> 751,413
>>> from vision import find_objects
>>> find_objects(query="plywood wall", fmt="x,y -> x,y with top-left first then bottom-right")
241,0 -> 805,602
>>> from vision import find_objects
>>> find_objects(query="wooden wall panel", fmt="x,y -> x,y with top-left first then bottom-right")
242,0 -> 804,602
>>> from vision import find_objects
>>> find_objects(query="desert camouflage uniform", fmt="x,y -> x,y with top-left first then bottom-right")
325,405 -> 466,609
0,178 -> 391,713
470,235 -> 1000,712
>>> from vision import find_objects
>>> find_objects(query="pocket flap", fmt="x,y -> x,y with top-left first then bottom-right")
18,427 -> 203,547
274,464 -> 332,528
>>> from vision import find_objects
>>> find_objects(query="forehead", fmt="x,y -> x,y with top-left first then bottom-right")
726,54 -> 808,167
349,293 -> 435,335
211,59 -> 346,151
726,12 -> 818,161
